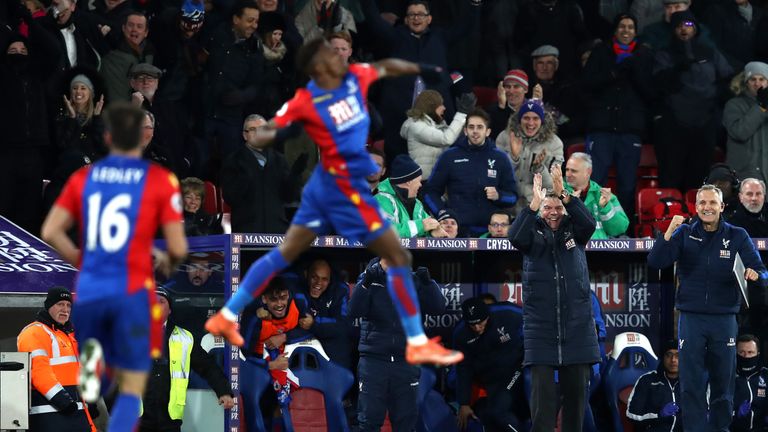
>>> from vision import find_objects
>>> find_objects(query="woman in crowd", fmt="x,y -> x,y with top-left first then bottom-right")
55,68 -> 106,162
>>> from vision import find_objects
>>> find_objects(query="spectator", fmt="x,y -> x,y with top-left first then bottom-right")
349,257 -> 446,432
367,146 -> 386,193
55,68 -> 107,162
486,69 -> 533,138
564,152 -> 630,239
180,177 -> 222,236
16,287 -> 97,431
652,11 -> 733,192
706,163 -> 741,213
91,0 -> 133,48
454,298 -> 527,431
166,253 -> 222,293
508,167 -> 600,432
375,154 -> 448,238
625,340 -> 681,431
732,334 -> 768,432
724,61 -> 768,183
701,0 -> 763,71
42,0 -> 107,73
479,209 -> 513,238
294,0 -> 356,42
328,30 -> 353,65
220,114 -> 306,234
647,184 -> 768,431
359,0 -> 481,165
257,12 -> 295,117
401,90 -> 472,178
203,0 -> 266,160
581,13 -> 655,218
101,11 -> 154,102
437,208 -> 461,238
425,109 -> 518,236
292,258 -> 354,370
139,287 -> 234,431
496,99 -> 564,212
525,45 -> 581,136
0,25 -> 60,235
640,0 -> 714,51
140,111 -> 174,170
728,178 -> 768,238
473,0 -> 519,86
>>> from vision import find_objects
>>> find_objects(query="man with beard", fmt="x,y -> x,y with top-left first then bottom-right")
732,334 -> 768,432
728,178 -> 768,237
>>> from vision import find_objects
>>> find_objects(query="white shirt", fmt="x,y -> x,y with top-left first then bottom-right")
60,24 -> 77,68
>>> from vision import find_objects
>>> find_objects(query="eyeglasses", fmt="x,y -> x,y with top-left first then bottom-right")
406,12 -> 429,18
489,223 -> 510,228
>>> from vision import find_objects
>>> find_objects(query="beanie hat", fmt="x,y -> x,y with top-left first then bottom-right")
389,154 -> 422,184
156,287 -> 171,303
744,61 -> 768,81
437,208 -> 460,223
461,297 -> 490,325
70,74 -> 94,94
662,339 -> 679,354
45,286 -> 72,310
180,0 -> 205,23
518,99 -> 545,121
669,10 -> 696,29
503,69 -> 529,91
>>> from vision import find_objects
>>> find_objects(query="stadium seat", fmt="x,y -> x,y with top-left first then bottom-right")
603,332 -> 658,432
635,188 -> 685,237
472,86 -> 498,108
240,356 -> 274,432
685,188 -> 698,209
203,180 -> 219,215
286,345 -> 354,432
565,142 -> 586,161
417,368 -> 459,432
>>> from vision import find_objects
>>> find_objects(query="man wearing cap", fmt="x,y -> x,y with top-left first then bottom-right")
454,297 -> 527,431
375,154 -> 448,238
487,69 -> 530,136
626,340 -> 682,431
724,61 -> 768,183
424,108 -> 518,237
509,167 -> 600,432
100,10 -> 155,102
17,287 -> 97,432
652,11 -> 733,192
528,45 -> 583,141
139,287 -> 234,432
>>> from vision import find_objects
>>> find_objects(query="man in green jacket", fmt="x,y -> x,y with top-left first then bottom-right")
375,154 -> 447,238
564,152 -> 629,239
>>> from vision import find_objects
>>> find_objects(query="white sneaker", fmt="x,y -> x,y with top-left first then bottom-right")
78,338 -> 104,403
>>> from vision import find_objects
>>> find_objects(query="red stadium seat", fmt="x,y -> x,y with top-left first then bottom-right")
635,188 -> 685,237
472,86 -> 498,108
565,142 -> 586,161
202,181 -> 218,215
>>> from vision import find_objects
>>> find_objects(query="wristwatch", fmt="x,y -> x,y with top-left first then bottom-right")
559,191 -> 571,202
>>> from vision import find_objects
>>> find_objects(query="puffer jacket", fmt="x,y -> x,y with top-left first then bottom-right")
349,258 -> 445,362
496,111 -> 564,208
647,218 -> 768,314
508,197 -> 600,366
723,80 -> 768,182
401,112 -> 467,178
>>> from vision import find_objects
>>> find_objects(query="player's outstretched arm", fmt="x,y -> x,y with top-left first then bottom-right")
373,59 -> 442,80
41,207 -> 80,266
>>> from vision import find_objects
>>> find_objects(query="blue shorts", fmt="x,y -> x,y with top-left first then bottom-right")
292,169 -> 390,244
72,288 -> 161,372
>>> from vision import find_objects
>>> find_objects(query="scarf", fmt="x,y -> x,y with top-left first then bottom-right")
612,37 -> 636,64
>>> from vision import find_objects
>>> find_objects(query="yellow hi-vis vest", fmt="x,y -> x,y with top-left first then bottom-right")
168,326 -> 193,420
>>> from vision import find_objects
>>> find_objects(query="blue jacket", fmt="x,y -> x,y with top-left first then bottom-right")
733,366 -> 768,432
508,198 -> 600,366
647,219 -> 768,314
424,136 -> 517,234
626,366 -> 682,432
349,258 -> 445,362
453,302 -> 524,405
291,280 -> 354,370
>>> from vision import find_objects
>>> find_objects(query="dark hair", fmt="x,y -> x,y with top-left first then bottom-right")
103,102 -> 145,151
124,11 -> 148,26
367,145 -> 386,159
296,37 -> 327,76
262,275 -> 290,297
738,334 -> 760,347
231,0 -> 260,18
490,209 -> 512,224
612,12 -> 637,32
406,0 -> 431,13
478,292 -> 497,304
465,108 -> 491,128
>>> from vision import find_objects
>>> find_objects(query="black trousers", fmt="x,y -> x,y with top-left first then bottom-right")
478,369 -> 528,432
530,363 -> 591,432
357,356 -> 420,432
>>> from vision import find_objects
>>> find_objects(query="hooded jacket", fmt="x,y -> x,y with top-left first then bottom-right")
647,218 -> 768,314
375,178 -> 433,238
401,112 -> 467,178
496,111 -> 564,208
723,77 -> 768,183
424,136 -> 518,234
508,197 -> 601,366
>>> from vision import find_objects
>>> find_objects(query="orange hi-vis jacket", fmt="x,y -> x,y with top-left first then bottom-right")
17,311 -> 95,431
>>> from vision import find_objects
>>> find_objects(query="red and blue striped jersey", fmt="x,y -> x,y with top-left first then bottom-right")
55,156 -> 182,302
273,63 -> 379,178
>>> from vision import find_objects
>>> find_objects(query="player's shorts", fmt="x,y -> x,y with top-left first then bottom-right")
71,288 -> 162,372
292,168 -> 391,244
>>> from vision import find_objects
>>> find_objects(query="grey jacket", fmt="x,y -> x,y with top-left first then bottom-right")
401,112 -> 467,178
723,86 -> 768,182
